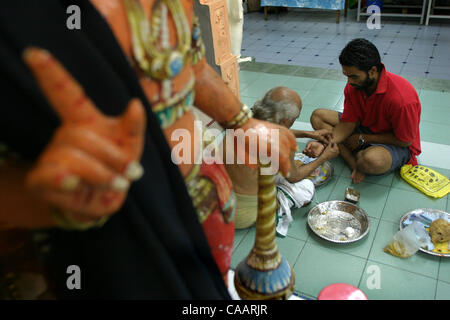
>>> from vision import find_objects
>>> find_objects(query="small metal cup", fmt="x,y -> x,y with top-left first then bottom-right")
345,188 -> 360,203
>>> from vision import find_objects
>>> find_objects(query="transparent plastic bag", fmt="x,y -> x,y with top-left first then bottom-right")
384,222 -> 429,258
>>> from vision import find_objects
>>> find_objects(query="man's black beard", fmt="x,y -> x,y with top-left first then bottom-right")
351,73 -> 375,91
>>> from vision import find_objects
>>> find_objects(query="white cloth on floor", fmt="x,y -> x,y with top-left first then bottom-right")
275,175 -> 315,237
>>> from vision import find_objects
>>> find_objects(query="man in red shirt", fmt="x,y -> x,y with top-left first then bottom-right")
304,38 -> 421,184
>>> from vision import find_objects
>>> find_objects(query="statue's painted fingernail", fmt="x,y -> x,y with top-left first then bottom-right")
61,175 -> 80,191
124,161 -> 144,181
111,176 -> 130,191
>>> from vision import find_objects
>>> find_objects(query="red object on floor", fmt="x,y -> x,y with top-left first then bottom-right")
318,283 -> 368,300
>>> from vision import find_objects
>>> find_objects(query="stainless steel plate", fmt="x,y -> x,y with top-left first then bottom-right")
295,153 -> 334,187
307,201 -> 370,244
400,208 -> 450,258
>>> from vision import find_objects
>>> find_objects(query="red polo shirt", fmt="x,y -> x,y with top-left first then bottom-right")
341,66 -> 421,165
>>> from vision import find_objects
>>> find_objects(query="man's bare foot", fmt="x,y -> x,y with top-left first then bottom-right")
303,141 -> 325,158
351,169 -> 365,184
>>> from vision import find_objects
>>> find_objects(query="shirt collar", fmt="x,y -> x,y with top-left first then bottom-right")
374,63 -> 388,94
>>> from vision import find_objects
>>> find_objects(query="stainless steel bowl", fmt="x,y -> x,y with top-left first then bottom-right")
307,201 -> 370,244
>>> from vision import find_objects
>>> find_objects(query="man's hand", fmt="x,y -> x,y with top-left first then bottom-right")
309,129 -> 333,144
303,141 -> 325,158
23,48 -> 146,222
351,169 -> 365,184
236,118 -> 297,177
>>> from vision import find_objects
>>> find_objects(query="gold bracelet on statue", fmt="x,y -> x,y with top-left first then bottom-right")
50,208 -> 109,231
222,104 -> 253,129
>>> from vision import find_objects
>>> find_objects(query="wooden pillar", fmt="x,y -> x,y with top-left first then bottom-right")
197,0 -> 241,101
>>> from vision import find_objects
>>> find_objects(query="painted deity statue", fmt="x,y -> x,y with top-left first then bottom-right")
0,0 -> 297,290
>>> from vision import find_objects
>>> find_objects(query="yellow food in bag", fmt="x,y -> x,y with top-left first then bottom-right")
400,164 -> 450,199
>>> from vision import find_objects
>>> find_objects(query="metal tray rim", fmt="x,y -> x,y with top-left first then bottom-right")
399,208 -> 450,258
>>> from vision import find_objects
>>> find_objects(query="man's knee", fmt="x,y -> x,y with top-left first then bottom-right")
310,108 -> 329,128
356,148 -> 392,174
310,108 -> 338,130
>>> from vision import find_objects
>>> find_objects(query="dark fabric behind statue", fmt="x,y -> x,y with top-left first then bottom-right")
0,0 -> 231,299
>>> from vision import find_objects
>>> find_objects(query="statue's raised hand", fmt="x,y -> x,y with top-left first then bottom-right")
23,48 -> 146,222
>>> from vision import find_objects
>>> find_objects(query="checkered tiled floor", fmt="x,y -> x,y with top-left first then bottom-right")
241,9 -> 450,80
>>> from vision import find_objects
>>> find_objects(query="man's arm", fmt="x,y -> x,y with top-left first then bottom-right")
361,132 -> 412,147
291,129 -> 332,143
344,132 -> 412,151
291,129 -> 313,139
332,122 -> 357,144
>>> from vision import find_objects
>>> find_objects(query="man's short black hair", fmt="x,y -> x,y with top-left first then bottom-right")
339,38 -> 382,72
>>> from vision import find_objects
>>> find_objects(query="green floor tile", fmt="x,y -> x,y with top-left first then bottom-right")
368,220 -> 441,278
276,236 -> 307,267
436,281 -> 450,300
359,262 -> 437,300
297,105 -> 319,123
307,216 -> 380,259
293,243 -> 367,298
233,228 -> 250,250
302,89 -> 342,109
420,121 -> 450,145
421,106 -> 450,126
420,90 -> 450,108
240,62 -> 277,73
320,69 -> 347,81
294,292 -> 316,300
328,156 -> 346,177
328,177 -> 390,219
296,141 -> 307,152
263,64 -> 300,76
334,95 -> 345,111
291,66 -> 327,79
341,166 -> 395,188
311,174 -> 339,203
286,206 -> 312,241
381,188 -> 447,223
312,79 -> 346,95
240,96 -> 260,108
230,227 -> 256,269
231,225 -> 306,274
239,70 -> 260,86
421,79 -> 450,93
438,258 -> 450,283
391,171 -> 425,194
240,73 -> 292,97
279,75 -> 319,92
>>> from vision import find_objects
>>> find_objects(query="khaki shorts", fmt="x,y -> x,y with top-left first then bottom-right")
234,193 -> 258,229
